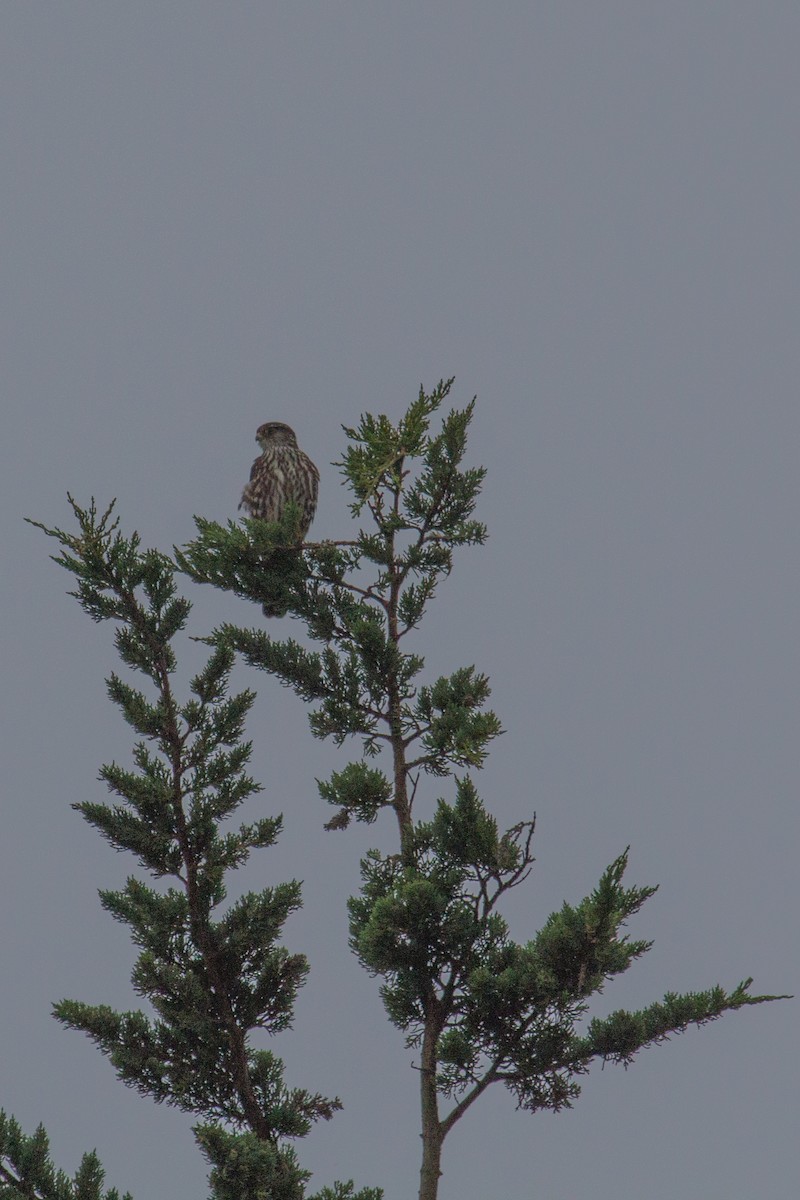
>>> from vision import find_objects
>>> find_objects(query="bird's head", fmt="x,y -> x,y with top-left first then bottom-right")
254,422 -> 298,451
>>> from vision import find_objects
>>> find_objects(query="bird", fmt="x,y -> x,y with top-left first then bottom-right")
239,422 -> 320,616
239,422 -> 319,536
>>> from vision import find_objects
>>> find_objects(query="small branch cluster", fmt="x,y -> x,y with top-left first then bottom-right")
0,1111 -> 131,1200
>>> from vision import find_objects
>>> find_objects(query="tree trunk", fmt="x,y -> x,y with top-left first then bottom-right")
419,1115 -> 443,1200
418,1022 -> 443,1200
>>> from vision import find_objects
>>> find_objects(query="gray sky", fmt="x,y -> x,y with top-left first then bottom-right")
2,4 -> 797,1198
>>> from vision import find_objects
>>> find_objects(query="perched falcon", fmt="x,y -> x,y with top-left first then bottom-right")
239,422 -> 320,617
239,422 -> 319,538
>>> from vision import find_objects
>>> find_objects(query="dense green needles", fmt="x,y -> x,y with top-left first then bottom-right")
13,381 -> 786,1200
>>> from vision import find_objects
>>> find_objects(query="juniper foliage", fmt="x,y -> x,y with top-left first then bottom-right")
0,1110 -> 131,1200
179,379 -> 787,1200
25,499 -> 379,1200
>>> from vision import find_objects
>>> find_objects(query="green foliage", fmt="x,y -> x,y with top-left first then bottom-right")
0,1111 -> 130,1200
194,1127 -> 307,1200
177,380 -> 787,1200
351,824 -> 784,1116
308,1182 -> 384,1200
578,977 -> 774,1064
175,507 -> 311,618
317,763 -> 393,830
412,668 -> 503,773
26,387 -> 787,1200
29,498 -> 381,1200
182,381 -> 499,820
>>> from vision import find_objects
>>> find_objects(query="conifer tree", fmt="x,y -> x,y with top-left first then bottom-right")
0,1109 -> 131,1200
23,499 -> 380,1200
179,379 -> 787,1200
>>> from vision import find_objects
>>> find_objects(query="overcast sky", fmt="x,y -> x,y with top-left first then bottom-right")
2,5 -> 798,1198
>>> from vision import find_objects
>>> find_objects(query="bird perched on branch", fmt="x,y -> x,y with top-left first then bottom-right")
239,422 -> 320,535
239,422 -> 319,616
